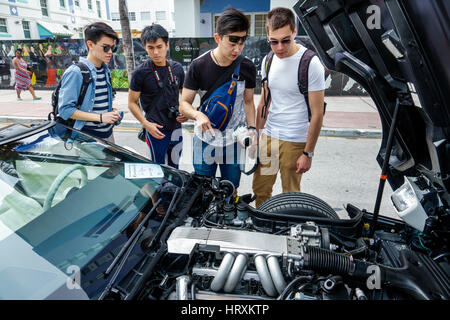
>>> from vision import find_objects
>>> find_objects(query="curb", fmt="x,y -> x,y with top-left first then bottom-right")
319,128 -> 381,139
0,116 -> 382,139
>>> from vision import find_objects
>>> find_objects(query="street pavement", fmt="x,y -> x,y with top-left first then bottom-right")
0,89 -> 398,219
0,89 -> 382,138
114,130 -> 397,219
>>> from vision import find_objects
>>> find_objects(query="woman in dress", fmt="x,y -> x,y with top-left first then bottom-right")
44,44 -> 57,86
12,48 -> 41,101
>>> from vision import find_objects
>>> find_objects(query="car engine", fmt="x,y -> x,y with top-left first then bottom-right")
166,223 -> 342,300
107,175 -> 449,301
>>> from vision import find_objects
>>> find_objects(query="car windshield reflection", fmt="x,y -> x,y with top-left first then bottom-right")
0,124 -> 183,299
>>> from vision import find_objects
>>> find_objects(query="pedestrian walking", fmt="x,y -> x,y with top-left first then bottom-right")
252,7 -> 326,207
12,48 -> 41,101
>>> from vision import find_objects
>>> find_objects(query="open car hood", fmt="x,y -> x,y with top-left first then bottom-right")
294,0 -> 450,196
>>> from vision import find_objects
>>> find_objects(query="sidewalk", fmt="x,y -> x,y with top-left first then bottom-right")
0,89 -> 382,138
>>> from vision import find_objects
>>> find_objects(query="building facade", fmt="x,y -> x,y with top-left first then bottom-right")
108,0 -> 175,38
0,0 -> 112,40
173,0 -> 302,38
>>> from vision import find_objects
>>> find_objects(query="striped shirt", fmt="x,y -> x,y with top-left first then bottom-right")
82,67 -> 113,138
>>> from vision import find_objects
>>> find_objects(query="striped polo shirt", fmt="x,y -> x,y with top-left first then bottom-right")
82,66 -> 113,138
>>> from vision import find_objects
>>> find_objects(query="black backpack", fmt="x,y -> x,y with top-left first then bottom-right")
48,62 -> 92,126
261,49 -> 327,121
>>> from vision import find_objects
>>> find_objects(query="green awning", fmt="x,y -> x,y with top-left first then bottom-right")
37,21 -> 74,39
37,23 -> 53,39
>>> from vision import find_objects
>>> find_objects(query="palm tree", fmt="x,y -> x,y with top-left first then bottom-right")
119,0 -> 135,81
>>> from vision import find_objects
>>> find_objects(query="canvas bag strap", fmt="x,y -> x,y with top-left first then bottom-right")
201,54 -> 245,105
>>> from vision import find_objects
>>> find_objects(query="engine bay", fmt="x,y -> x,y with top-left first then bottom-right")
101,174 -> 449,301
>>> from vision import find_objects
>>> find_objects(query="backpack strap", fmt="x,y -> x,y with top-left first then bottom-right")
49,81 -> 62,120
48,62 -> 93,121
261,50 -> 274,85
75,62 -> 93,107
260,49 -> 326,122
104,65 -> 115,98
200,54 -> 244,105
298,49 -> 325,122
297,49 -> 316,95
261,51 -> 274,119
227,63 -> 241,95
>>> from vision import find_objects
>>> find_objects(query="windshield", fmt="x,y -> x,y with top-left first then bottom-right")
0,123 -> 184,299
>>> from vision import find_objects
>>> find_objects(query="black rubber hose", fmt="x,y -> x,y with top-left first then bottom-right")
246,203 -> 364,227
277,276 -> 313,300
303,246 -> 450,300
303,246 -> 354,275
348,238 -> 369,258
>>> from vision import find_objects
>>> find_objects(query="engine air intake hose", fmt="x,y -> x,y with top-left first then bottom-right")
303,246 -> 354,275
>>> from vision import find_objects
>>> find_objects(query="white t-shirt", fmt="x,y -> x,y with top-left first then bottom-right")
262,46 -> 325,142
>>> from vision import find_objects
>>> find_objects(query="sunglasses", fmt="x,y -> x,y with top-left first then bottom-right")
101,44 -> 117,53
223,35 -> 247,44
267,38 -> 292,46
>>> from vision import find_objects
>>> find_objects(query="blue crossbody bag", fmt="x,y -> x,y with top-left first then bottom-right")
200,55 -> 244,131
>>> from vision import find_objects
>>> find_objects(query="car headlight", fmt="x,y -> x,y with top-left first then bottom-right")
391,177 -> 428,232
392,183 -> 417,212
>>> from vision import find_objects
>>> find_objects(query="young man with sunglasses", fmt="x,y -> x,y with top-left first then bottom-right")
128,24 -> 187,168
180,8 -> 257,191
58,22 -> 121,142
252,7 -> 326,207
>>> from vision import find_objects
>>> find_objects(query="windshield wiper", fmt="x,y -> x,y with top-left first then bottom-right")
99,198 -> 162,300
124,184 -> 201,300
147,187 -> 181,249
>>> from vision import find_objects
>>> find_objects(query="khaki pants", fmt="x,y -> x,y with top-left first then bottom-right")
252,133 -> 306,208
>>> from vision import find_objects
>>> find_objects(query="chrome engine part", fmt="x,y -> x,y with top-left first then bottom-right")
167,227 -> 293,256
168,222 -> 332,257
290,222 -> 324,247
176,276 -> 191,300
167,223 -> 328,298
254,254 -> 278,296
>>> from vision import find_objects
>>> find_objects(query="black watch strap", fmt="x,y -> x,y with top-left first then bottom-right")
303,151 -> 314,158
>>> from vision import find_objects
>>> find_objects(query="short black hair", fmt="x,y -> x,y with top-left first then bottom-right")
216,8 -> 249,36
16,48 -> 23,53
84,22 -> 118,46
140,24 -> 169,45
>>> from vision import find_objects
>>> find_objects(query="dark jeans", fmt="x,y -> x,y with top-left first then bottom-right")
193,136 -> 241,189
145,128 -> 183,169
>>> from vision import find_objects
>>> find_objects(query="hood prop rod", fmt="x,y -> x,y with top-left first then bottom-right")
370,98 -> 401,237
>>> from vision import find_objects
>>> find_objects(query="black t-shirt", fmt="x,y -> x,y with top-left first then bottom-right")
183,51 -> 256,93
130,60 -> 185,131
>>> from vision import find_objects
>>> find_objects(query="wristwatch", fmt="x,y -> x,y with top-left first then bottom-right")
303,151 -> 314,158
